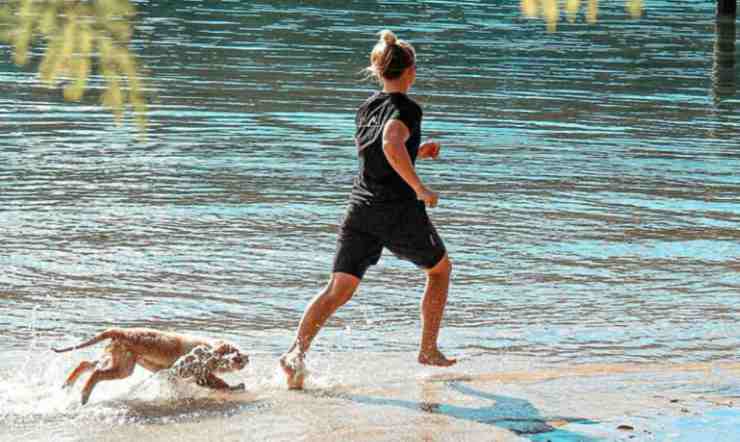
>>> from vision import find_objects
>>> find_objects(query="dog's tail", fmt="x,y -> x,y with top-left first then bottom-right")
51,328 -> 122,353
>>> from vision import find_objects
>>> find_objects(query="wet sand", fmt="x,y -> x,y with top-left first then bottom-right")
2,352 -> 738,441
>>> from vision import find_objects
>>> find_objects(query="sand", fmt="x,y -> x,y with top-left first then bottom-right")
1,352 -> 739,441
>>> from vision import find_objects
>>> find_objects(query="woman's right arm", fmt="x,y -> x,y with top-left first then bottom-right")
382,119 -> 439,208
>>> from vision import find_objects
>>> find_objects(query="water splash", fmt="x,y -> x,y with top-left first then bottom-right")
0,312 -> 254,430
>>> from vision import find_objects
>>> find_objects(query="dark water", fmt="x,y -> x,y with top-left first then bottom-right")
1,0 -> 739,377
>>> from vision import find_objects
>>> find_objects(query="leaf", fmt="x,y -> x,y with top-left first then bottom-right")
102,77 -> 124,124
58,9 -> 78,72
627,0 -> 643,19
566,0 -> 581,23
542,0 -> 559,32
521,0 -> 539,19
587,0 -> 599,24
37,5 -> 58,37
64,81 -> 85,101
13,0 -> 36,67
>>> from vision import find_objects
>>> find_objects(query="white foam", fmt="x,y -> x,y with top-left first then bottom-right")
0,341 -> 245,427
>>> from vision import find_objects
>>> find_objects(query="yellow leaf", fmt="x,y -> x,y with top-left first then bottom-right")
65,31 -> 90,102
38,5 -> 58,37
587,0 -> 599,24
543,0 -> 558,32
13,24 -> 33,66
98,35 -> 113,64
18,0 -> 33,19
521,0 -> 539,19
108,20 -> 132,42
627,0 -> 643,19
566,0 -> 581,23
115,48 -> 135,77
0,6 -> 13,25
79,29 -> 93,58
53,10 -> 78,78
64,82 -> 84,101
102,74 -> 125,124
39,38 -> 63,86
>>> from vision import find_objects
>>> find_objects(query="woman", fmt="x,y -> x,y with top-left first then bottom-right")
280,30 -> 455,389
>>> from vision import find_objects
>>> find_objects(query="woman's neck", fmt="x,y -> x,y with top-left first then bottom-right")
382,79 -> 409,94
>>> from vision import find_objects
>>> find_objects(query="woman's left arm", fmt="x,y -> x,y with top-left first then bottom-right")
418,140 -> 441,159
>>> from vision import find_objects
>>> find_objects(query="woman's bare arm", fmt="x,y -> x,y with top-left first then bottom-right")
382,119 -> 438,208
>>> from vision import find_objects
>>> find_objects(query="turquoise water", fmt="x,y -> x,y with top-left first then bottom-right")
2,0 -> 738,363
0,1 -> 739,439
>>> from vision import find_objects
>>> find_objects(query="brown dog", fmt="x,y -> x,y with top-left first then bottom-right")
52,327 -> 248,405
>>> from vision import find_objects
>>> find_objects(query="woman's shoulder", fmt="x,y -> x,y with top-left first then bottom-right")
391,93 -> 422,119
357,92 -> 422,120
361,90 -> 386,104
357,91 -> 387,113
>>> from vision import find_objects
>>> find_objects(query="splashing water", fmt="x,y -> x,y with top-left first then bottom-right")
0,313 -> 261,434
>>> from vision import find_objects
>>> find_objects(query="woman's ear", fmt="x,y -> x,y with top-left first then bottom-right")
404,64 -> 416,85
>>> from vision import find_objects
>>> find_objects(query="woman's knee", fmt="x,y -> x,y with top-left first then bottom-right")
326,272 -> 360,306
426,255 -> 452,279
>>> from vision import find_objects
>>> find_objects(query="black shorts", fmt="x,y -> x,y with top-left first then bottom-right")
332,200 -> 447,279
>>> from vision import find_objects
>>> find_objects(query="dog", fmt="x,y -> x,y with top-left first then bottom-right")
52,327 -> 248,405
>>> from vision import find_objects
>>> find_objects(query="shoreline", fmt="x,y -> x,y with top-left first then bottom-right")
2,353 -> 738,441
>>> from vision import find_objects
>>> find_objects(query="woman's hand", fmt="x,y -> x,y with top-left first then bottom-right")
418,140 -> 441,159
415,185 -> 439,208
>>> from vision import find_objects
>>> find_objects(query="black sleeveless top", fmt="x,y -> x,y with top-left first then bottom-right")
350,92 -> 422,205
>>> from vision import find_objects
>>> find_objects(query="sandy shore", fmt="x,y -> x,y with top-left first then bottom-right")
2,353 -> 739,441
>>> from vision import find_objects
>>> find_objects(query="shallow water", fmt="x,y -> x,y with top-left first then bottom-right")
1,0 -> 739,440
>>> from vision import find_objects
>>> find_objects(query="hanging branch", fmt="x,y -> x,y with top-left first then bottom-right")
521,0 -> 644,32
0,0 -> 147,133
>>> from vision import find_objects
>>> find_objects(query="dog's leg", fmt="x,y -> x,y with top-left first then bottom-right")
198,373 -> 245,391
80,350 -> 137,405
62,360 -> 98,389
136,358 -> 165,373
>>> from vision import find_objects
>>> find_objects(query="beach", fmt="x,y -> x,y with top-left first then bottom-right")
2,348 -> 739,441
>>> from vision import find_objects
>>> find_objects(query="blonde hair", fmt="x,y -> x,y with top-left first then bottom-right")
365,30 -> 416,82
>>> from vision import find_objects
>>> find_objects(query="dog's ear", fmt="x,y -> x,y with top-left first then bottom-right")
213,342 -> 236,356
212,342 -> 248,369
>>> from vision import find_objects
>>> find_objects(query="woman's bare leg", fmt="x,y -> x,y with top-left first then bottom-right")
418,254 -> 456,366
280,272 -> 360,389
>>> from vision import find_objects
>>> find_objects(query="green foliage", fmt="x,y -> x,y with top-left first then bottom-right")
0,0 -> 147,132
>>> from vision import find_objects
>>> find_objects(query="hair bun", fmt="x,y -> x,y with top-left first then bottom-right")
366,29 -> 415,82
378,29 -> 397,46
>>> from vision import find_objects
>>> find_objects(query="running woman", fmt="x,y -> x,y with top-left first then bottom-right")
280,30 -> 456,389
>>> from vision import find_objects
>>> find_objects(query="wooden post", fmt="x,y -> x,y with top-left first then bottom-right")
717,0 -> 737,17
712,4 -> 737,102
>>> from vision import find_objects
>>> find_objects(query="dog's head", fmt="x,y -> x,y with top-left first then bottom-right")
210,342 -> 248,372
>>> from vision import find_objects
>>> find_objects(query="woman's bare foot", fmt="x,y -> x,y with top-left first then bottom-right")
279,351 -> 306,390
418,349 -> 457,367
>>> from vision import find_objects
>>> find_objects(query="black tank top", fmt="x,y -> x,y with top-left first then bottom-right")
350,92 -> 422,205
